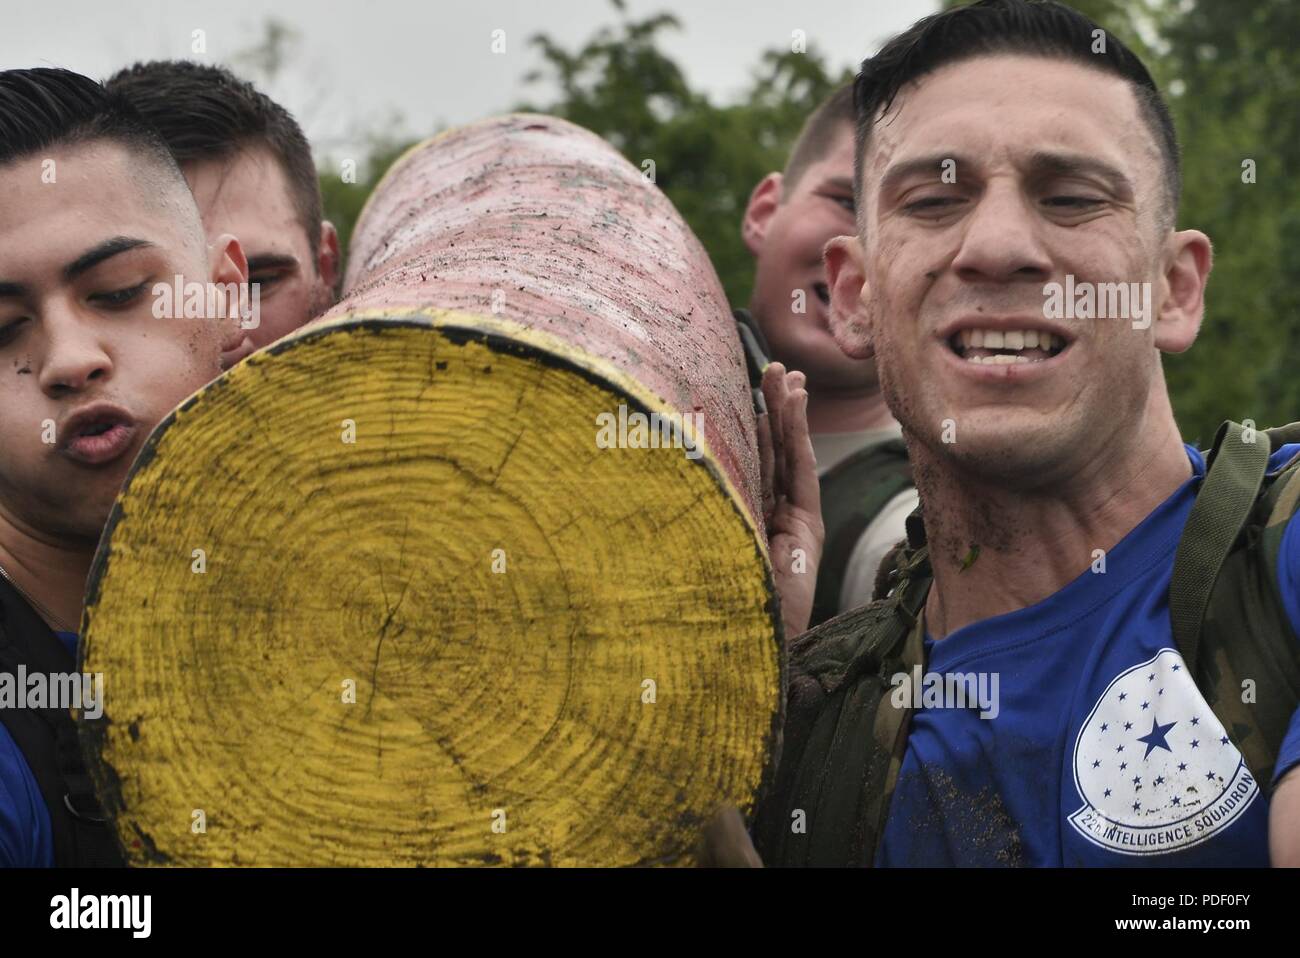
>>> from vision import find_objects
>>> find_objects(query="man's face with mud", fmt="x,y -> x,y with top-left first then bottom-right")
856,54 -> 1187,489
0,140 -> 237,543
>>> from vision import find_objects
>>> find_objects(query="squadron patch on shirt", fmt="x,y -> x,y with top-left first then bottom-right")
1068,648 -> 1258,855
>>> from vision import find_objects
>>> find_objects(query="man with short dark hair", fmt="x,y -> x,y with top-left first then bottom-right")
739,83 -> 916,627
106,61 -> 339,366
750,0 -> 1300,866
0,67 -> 247,866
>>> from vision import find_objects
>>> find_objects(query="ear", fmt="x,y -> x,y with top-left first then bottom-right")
741,173 -> 783,257
317,220 -> 342,296
209,232 -> 247,287
1153,228 -> 1212,354
824,234 -> 874,360
208,233 -> 249,357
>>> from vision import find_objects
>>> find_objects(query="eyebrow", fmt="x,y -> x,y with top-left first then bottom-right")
822,176 -> 855,192
63,235 -> 155,282
878,150 -> 1135,201
246,253 -> 300,273
1025,150 -> 1134,197
0,236 -> 154,297
879,153 -> 971,199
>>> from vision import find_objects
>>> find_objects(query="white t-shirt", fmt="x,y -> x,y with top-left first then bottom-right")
810,426 -> 918,615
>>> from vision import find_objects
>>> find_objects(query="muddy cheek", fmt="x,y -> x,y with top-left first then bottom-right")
186,324 -> 223,384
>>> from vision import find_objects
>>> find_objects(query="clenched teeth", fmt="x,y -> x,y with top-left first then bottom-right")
959,329 -> 1064,350
952,327 -> 1067,364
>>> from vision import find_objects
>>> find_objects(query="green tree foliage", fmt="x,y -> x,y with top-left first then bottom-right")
1159,0 -> 1300,442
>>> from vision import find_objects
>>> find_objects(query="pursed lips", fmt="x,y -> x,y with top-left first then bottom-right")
58,403 -> 139,466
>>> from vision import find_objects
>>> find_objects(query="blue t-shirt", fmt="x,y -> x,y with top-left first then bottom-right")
878,444 -> 1300,867
0,630 -> 77,867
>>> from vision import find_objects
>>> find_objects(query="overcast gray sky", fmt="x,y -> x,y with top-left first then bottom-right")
3,0 -> 937,165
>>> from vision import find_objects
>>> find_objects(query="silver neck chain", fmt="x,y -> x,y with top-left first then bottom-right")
0,560 -> 75,633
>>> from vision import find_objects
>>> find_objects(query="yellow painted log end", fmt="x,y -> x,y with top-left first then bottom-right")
81,312 -> 782,867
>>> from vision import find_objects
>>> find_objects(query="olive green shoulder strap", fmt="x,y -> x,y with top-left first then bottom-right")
1169,421 -> 1272,674
1169,420 -> 1300,788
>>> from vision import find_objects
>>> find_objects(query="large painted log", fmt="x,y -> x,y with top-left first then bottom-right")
78,114 -> 783,867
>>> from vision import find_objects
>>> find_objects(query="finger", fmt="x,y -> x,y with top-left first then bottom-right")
782,388 -> 822,520
695,806 -> 763,867
761,363 -> 789,504
756,409 -> 776,519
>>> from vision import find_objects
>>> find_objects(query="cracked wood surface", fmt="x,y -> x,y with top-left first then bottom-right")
78,114 -> 783,866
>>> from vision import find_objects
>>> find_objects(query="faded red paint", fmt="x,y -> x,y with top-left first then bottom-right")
331,113 -> 763,528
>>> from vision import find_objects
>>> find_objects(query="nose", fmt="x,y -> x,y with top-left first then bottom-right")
37,302 -> 113,397
950,180 -> 1054,286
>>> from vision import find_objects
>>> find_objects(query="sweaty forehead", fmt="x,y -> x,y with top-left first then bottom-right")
811,126 -> 856,182
0,140 -> 203,276
862,54 -> 1159,201
790,123 -> 856,196
183,147 -> 302,249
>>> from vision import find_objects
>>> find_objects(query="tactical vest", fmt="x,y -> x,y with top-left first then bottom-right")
810,439 -> 912,628
753,421 -> 1300,866
0,575 -> 124,867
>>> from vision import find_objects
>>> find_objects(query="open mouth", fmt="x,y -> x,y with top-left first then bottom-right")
61,407 -> 138,466
948,327 -> 1070,365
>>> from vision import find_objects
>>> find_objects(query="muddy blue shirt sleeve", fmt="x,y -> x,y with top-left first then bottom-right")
0,721 -> 53,866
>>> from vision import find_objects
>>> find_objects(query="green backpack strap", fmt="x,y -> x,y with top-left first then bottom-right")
1169,420 -> 1300,789
809,439 -> 913,627
753,511 -> 930,866
733,309 -> 771,418
1169,421 -> 1272,675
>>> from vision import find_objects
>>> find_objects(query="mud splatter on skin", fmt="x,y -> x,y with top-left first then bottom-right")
906,448 -> 1025,569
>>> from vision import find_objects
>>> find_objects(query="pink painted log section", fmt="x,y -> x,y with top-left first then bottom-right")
338,113 -> 763,528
